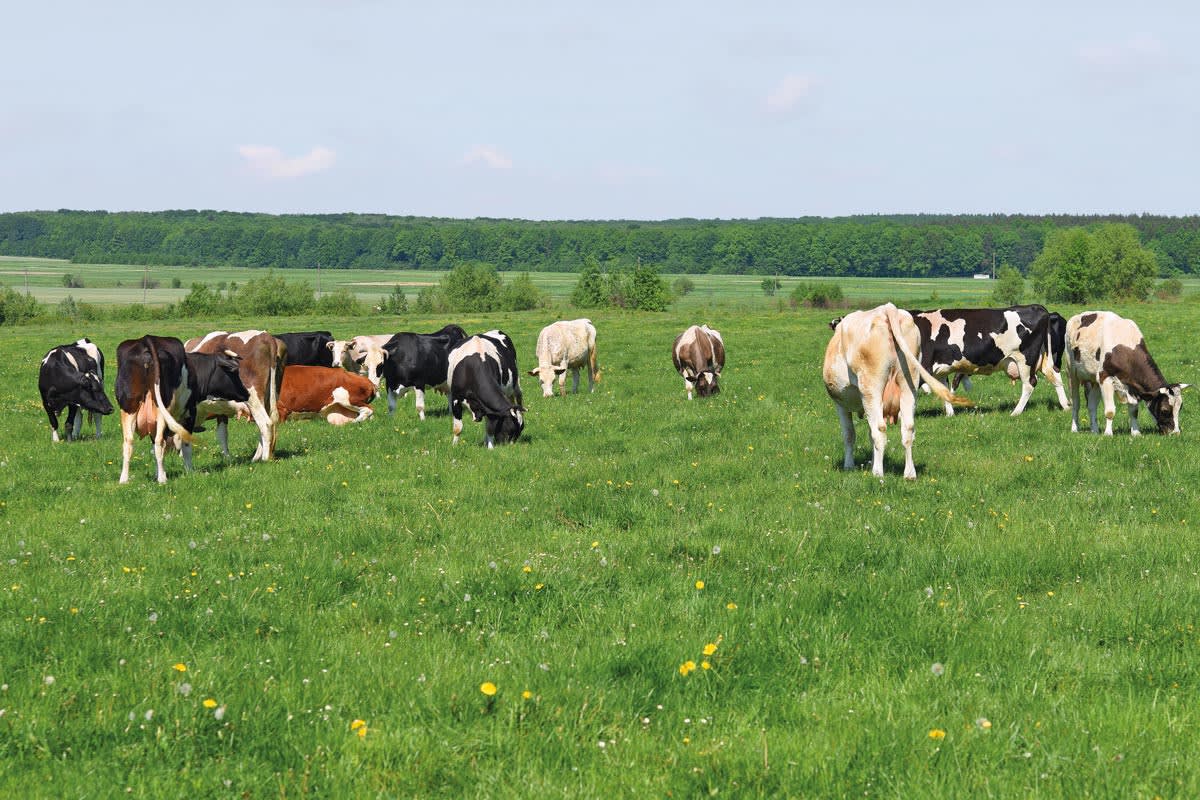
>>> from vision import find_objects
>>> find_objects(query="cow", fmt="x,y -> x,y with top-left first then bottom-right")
672,325 -> 725,400
277,331 -> 335,367
909,304 -> 1069,416
823,303 -> 971,480
328,334 -> 392,387
1066,311 -> 1188,436
39,338 -> 113,441
378,324 -> 468,419
448,330 -> 524,447
184,330 -> 286,462
528,319 -> 600,398
277,366 -> 377,425
115,335 -> 248,483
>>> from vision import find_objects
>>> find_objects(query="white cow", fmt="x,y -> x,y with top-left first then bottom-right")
527,319 -> 599,398
823,303 -> 970,479
1066,311 -> 1188,436
328,334 -> 392,388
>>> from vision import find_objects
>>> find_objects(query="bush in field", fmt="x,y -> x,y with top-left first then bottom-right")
1156,275 -> 1184,300
500,272 -> 545,311
61,273 -> 84,289
790,281 -> 844,308
177,283 -> 226,317
761,276 -> 782,296
414,285 -> 441,314
605,263 -> 670,311
315,287 -> 364,316
232,272 -> 315,316
0,286 -> 42,325
171,277 -> 182,289
673,276 -> 696,296
570,258 -> 608,309
380,285 -> 409,314
439,262 -> 503,312
991,264 -> 1024,306
1030,223 -> 1157,303
140,275 -> 160,290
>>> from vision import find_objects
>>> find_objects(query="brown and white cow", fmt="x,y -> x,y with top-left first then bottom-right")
1066,311 -> 1188,436
277,366 -> 377,425
528,319 -> 599,398
328,334 -> 392,388
823,303 -> 971,479
672,325 -> 725,399
185,330 -> 286,462
115,335 -> 248,484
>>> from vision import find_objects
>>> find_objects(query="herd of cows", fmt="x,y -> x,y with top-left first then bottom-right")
34,303 -> 1187,484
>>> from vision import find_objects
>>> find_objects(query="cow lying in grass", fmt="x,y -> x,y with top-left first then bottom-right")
277,366 -> 377,426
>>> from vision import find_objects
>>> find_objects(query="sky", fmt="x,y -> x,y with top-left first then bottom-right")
2,1 -> 1198,220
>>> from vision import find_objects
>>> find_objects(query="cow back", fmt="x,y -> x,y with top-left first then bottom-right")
116,336 -> 188,414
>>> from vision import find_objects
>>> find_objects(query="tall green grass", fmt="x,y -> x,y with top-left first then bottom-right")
0,300 -> 1197,797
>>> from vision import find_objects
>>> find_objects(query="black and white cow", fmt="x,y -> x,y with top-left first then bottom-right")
277,331 -> 335,367
378,324 -> 468,419
448,330 -> 524,447
1066,311 -> 1188,436
116,335 -> 249,484
909,304 -> 1069,415
39,338 -> 113,441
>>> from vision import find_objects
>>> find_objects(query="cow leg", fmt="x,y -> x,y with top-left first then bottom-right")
387,384 -> 411,415
451,398 -> 464,444
119,412 -> 135,483
866,404 -> 889,479
216,417 -> 230,457
571,368 -> 582,395
245,393 -> 274,461
414,388 -> 427,421
1127,398 -> 1141,437
941,374 -> 957,417
1041,359 -> 1070,410
1069,371 -> 1082,432
1085,383 -> 1101,433
46,405 -> 61,442
684,377 -> 695,401
899,382 -> 918,480
69,407 -> 82,441
1010,360 -> 1036,416
153,417 -> 169,484
559,370 -> 569,397
179,437 -> 194,473
1099,379 -> 1117,436
836,404 -> 856,471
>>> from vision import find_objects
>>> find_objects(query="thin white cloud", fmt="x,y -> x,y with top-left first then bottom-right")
1078,33 -> 1166,76
237,145 -> 336,178
765,74 -> 817,113
461,144 -> 513,170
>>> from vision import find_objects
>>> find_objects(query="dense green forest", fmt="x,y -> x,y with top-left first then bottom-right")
1,210 -> 1198,276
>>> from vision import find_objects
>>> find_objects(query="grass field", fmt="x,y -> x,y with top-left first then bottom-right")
1,273 -> 1199,796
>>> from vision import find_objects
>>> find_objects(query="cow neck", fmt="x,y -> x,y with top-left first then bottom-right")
1116,341 -> 1169,400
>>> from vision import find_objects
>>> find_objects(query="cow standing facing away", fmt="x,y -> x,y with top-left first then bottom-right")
1066,311 -> 1188,436
39,338 -> 113,441
528,319 -> 600,397
277,366 -> 377,425
909,305 -> 1069,415
379,324 -> 468,418
448,330 -> 524,447
185,330 -> 286,462
673,325 -> 725,399
116,336 -> 248,483
823,304 -> 971,480
277,331 -> 335,367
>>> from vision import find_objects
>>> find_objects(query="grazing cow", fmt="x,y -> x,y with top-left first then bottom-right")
116,336 -> 248,483
528,319 -> 600,398
277,366 -> 377,425
378,324 -> 468,419
185,330 -> 286,462
277,331 -> 335,367
448,330 -> 524,447
328,334 -> 393,387
909,304 -> 1069,416
39,338 -> 113,441
1066,311 -> 1188,436
672,325 -> 725,399
823,303 -> 971,479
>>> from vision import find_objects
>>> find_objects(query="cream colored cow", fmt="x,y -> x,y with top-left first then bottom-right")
528,319 -> 599,398
823,303 -> 970,479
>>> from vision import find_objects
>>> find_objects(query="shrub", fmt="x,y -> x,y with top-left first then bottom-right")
440,262 -> 502,312
570,258 -> 608,309
231,272 -> 315,316
380,285 -> 409,314
57,295 -> 80,320
500,272 -> 545,311
626,263 -> 669,311
789,282 -> 844,308
0,286 -> 42,325
991,264 -> 1024,306
760,276 -> 781,296
315,287 -> 364,316
1156,276 -> 1184,300
177,283 -> 225,317
1030,223 -> 1157,303
171,277 -> 182,289
62,273 -> 84,289
673,276 -> 696,296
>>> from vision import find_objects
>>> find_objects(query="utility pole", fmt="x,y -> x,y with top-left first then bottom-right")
316,261 -> 321,299
143,264 -> 149,304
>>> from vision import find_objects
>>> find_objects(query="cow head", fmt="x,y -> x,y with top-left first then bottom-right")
78,371 -> 114,416
201,351 -> 251,403
693,369 -> 720,397
486,406 -> 525,444
528,364 -> 568,397
328,340 -> 355,371
1148,383 -> 1189,434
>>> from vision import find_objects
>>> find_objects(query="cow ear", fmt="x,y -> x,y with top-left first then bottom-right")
527,368 -> 539,377
326,341 -> 336,351
554,367 -> 567,375
1159,387 -> 1170,395
1179,383 -> 1192,391
223,349 -> 241,360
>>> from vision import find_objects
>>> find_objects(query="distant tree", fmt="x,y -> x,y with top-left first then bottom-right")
789,282 -> 844,308
315,287 -> 364,316
232,272 -> 314,316
991,264 -> 1024,306
760,275 -> 781,296
1030,224 -> 1157,302
1092,223 -> 1157,301
499,272 -> 545,311
570,257 -> 608,308
439,262 -> 502,312
673,276 -> 695,296
627,262 -> 669,311
380,285 -> 409,314
177,283 -> 224,317
61,273 -> 84,289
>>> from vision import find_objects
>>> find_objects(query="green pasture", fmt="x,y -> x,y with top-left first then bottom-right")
1,293 -> 1198,796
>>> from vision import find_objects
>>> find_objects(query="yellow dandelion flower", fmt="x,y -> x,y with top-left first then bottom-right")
350,719 -> 366,730
522,690 -> 533,700
726,602 -> 738,610
695,580 -> 705,590
535,583 -> 544,590
203,698 -> 217,708
703,643 -> 717,656
522,565 -> 532,574
591,541 -> 599,549
357,725 -> 368,738
928,729 -> 946,740
172,663 -> 187,673
701,661 -> 711,670
682,736 -> 691,744
245,502 -> 253,509
480,682 -> 497,696
679,660 -> 696,675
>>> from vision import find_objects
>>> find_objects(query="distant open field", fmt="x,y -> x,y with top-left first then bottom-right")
9,255 -> 1192,312
1,293 -> 1198,795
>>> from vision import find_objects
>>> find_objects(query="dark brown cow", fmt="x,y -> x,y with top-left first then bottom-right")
278,366 -> 377,425
672,325 -> 725,399
185,330 -> 286,462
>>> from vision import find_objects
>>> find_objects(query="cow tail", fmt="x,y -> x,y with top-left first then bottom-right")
149,341 -> 194,444
589,325 -> 601,383
883,304 -> 972,409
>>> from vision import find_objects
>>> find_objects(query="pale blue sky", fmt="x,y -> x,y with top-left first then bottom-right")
2,1 -> 1197,219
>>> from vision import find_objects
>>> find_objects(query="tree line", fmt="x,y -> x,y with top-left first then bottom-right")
1,210 -> 1198,276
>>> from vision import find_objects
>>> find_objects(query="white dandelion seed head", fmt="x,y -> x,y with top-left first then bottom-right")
148,612 -> 158,623
214,705 -> 226,721
144,709 -> 154,721
43,675 -> 55,686
712,545 -> 721,555
924,587 -> 934,598
177,683 -> 192,696
931,662 -> 945,677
